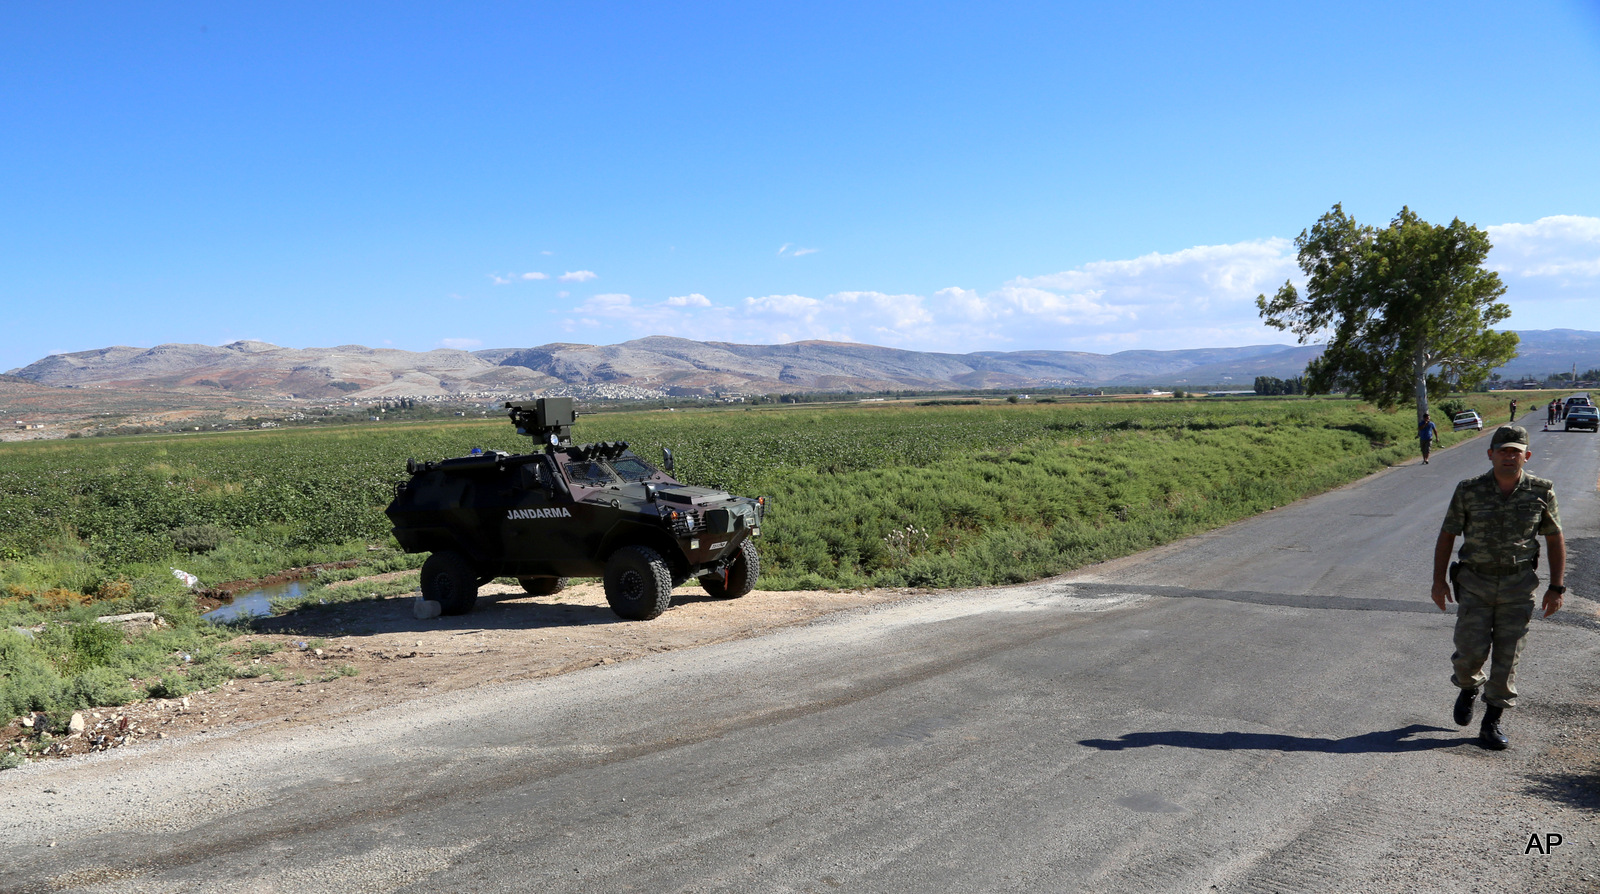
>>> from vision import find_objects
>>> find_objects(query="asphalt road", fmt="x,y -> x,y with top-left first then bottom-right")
4,411 -> 1598,893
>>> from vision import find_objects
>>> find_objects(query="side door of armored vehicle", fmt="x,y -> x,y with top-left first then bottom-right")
549,457 -> 628,568
499,454 -> 592,575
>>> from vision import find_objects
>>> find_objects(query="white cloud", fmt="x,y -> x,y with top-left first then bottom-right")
538,218 -> 1592,351
543,242 -> 1299,351
664,293 -> 712,307
560,270 -> 598,283
1488,215 -> 1600,279
745,294 -> 821,319
830,291 -> 933,331
491,271 -> 550,284
792,247 -> 819,256
1481,215 -> 1600,329
440,337 -> 482,350
575,293 -> 632,314
777,243 -> 792,256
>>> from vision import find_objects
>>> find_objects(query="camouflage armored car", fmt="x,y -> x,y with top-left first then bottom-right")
385,398 -> 765,621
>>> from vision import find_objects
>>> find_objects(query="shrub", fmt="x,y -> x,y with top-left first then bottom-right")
66,621 -> 126,673
1437,399 -> 1467,420
170,524 -> 231,554
94,578 -> 134,601
0,631 -> 65,717
146,675 -> 192,699
68,666 -> 137,708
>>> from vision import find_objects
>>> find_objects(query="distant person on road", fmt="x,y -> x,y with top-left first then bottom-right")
1548,400 -> 1557,425
1430,425 -> 1566,750
1508,399 -> 1517,423
1418,413 -> 1438,464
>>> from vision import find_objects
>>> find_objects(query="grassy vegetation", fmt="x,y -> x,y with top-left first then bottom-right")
0,390 -> 1523,731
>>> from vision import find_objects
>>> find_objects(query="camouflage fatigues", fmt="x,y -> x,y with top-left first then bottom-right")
1440,470 -> 1561,708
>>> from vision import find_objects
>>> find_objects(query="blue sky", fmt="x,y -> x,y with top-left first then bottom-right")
3,2 -> 1598,373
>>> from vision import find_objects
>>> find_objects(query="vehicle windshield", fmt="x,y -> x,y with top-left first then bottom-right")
558,454 -> 660,486
608,456 -> 660,482
562,460 -> 616,486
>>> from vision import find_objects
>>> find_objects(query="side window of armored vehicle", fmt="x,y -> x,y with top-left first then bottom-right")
517,458 -> 557,492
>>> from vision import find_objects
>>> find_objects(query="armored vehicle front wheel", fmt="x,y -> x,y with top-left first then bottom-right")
700,538 -> 759,600
518,576 -> 568,596
604,546 -> 673,621
421,551 -> 479,616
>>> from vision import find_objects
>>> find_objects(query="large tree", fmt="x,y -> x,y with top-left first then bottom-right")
1257,205 -> 1518,424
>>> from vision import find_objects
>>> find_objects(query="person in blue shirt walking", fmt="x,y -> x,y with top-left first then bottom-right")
1419,413 -> 1439,464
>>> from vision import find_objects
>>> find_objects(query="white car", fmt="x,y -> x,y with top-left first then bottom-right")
1452,411 -> 1483,432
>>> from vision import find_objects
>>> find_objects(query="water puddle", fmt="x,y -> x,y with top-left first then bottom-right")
202,580 -> 306,623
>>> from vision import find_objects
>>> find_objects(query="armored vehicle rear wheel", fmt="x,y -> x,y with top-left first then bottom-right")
518,576 -> 568,596
604,546 -> 673,621
421,551 -> 479,616
700,538 -> 759,599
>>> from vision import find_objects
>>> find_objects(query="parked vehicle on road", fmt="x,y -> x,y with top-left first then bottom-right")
1565,405 -> 1599,432
386,398 -> 766,621
1451,411 -> 1483,432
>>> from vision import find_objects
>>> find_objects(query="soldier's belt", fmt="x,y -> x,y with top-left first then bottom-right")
1463,559 -> 1537,577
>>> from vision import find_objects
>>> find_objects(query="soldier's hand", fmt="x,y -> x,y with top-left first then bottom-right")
1431,580 -> 1453,611
1542,590 -> 1564,618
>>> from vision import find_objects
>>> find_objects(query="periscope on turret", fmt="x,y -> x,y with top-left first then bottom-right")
385,397 -> 766,621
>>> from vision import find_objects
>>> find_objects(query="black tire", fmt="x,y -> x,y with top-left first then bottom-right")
603,546 -> 673,621
421,551 -> 479,616
518,576 -> 568,596
700,538 -> 759,600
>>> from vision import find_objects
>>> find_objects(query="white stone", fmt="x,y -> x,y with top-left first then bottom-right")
68,713 -> 85,734
413,598 -> 442,620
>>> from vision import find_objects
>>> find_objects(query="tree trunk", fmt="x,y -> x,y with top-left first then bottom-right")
1413,346 -> 1430,427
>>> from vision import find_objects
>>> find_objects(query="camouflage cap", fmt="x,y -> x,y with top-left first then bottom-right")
1491,425 -> 1530,452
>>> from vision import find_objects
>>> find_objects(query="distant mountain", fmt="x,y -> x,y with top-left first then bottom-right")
1492,329 -> 1600,380
8,330 -> 1597,399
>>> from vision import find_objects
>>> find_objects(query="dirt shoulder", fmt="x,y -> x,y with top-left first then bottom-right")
6,579 -> 926,761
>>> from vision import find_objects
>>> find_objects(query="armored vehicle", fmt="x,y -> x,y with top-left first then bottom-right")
385,398 -> 765,621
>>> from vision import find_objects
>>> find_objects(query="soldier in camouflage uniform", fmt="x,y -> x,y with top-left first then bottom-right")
1430,425 -> 1566,750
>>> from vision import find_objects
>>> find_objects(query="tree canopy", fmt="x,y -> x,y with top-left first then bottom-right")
1256,205 -> 1518,421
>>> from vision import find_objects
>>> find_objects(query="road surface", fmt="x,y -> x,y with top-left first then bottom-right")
3,411 -> 1597,893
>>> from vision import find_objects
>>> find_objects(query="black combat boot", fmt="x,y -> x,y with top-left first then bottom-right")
1453,687 -> 1480,726
1479,705 -> 1508,750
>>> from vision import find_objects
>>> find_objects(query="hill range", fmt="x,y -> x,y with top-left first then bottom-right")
7,330 -> 1598,401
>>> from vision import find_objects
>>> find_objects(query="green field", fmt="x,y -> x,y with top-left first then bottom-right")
0,391 -> 1521,724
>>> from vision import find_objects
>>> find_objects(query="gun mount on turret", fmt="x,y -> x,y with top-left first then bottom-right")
385,397 -> 765,621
